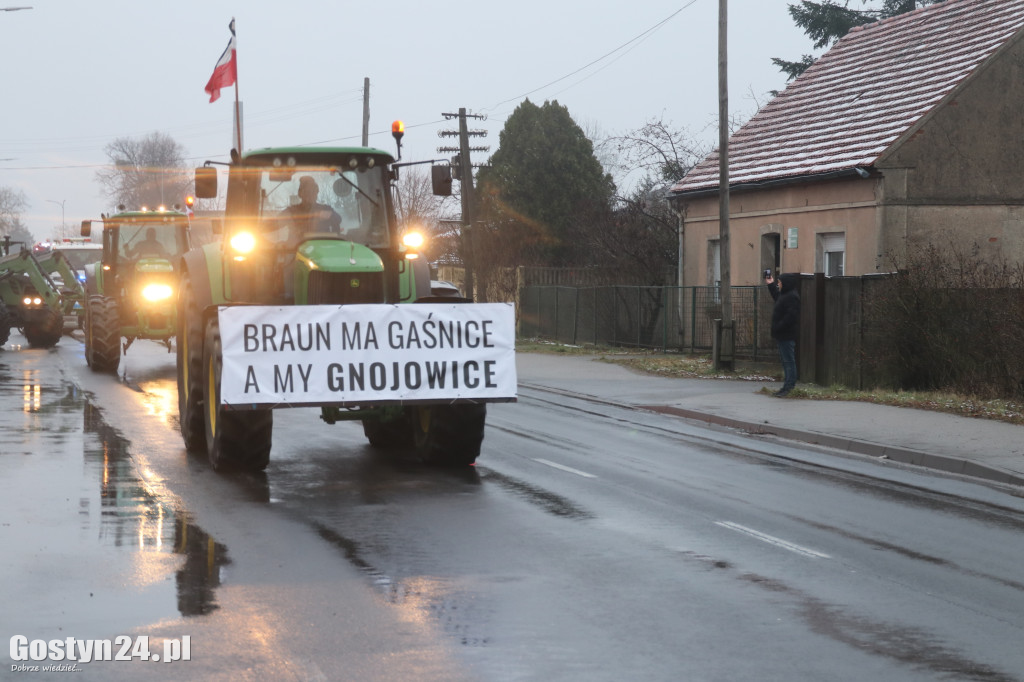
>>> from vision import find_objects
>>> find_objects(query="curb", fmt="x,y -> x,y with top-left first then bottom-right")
640,405 -> 1024,490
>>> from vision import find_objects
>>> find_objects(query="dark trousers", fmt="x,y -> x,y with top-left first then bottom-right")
777,339 -> 797,390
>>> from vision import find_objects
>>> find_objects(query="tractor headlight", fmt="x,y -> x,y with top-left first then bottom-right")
22,296 -> 42,307
141,283 -> 173,302
229,231 -> 256,259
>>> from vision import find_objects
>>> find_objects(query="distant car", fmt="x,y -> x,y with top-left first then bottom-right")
430,280 -> 462,298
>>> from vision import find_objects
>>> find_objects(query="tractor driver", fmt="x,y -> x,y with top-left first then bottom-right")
128,227 -> 168,259
279,175 -> 342,245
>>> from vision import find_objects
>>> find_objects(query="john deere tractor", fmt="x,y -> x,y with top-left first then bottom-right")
80,208 -> 192,372
0,239 -> 69,348
178,126 -> 516,472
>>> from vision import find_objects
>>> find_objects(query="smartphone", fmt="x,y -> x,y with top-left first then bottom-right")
763,269 -> 772,278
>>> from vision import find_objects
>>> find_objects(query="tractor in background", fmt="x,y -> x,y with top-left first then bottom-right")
80,207 -> 193,372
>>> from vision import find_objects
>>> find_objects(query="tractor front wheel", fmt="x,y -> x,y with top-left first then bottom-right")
23,309 -> 62,348
409,403 -> 486,466
202,315 -> 272,472
85,296 -> 120,372
177,271 -> 205,452
0,300 -> 12,347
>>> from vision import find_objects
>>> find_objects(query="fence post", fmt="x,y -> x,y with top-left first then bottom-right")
554,287 -> 560,343
662,288 -> 668,352
613,286 -> 618,346
753,286 -> 759,361
814,272 -> 826,386
572,287 -> 579,345
536,286 -> 542,339
690,287 -> 697,353
637,286 -> 642,348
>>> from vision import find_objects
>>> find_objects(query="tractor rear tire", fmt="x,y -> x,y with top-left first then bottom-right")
410,403 -> 486,466
177,271 -> 206,452
23,309 -> 63,348
86,295 -> 121,372
0,300 -> 11,347
202,315 -> 272,472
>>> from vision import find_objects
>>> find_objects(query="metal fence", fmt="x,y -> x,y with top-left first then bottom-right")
519,284 -> 776,359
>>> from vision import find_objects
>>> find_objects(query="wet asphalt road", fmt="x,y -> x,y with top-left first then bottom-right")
2,330 -> 1024,681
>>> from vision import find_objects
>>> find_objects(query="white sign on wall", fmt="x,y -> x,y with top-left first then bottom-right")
218,303 -> 518,407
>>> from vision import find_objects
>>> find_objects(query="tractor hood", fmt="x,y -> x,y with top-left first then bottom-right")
296,239 -> 384,273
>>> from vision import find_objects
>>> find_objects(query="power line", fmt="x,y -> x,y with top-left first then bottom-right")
487,1 -> 698,110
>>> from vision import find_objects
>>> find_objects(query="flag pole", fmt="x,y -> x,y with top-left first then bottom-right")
232,18 -> 242,154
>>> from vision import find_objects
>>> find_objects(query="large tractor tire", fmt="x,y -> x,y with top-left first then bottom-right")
202,315 -> 272,472
409,403 -> 487,467
0,300 -> 12,347
176,271 -> 206,452
85,295 -> 121,372
23,309 -> 63,348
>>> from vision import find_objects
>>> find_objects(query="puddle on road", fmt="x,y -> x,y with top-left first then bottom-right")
0,347 -> 229,628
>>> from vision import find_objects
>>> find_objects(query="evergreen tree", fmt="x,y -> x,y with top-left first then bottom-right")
774,1 -> 937,80
477,99 -> 615,266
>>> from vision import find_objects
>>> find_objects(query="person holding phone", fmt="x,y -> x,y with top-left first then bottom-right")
765,271 -> 800,397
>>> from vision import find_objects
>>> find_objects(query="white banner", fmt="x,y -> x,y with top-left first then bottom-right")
218,303 -> 518,407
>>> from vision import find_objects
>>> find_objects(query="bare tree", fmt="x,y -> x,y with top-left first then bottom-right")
95,132 -> 192,211
604,117 -> 710,185
0,185 -> 27,226
0,186 -> 33,248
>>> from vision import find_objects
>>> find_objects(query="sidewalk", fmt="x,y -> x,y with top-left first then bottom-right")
515,352 -> 1024,489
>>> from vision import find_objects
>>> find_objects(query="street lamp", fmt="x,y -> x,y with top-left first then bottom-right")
46,199 -> 65,240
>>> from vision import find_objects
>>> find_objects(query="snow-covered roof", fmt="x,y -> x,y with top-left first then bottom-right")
671,0 -> 1024,196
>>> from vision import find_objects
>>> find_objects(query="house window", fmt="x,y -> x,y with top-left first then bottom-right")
818,232 -> 845,277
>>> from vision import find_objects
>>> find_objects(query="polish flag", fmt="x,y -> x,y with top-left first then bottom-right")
204,19 -> 237,103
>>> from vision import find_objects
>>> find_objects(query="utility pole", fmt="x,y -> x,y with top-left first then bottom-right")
361,78 -> 370,147
714,0 -> 735,370
439,109 -> 488,301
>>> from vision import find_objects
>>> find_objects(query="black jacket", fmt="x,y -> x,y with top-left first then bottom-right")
768,273 -> 800,342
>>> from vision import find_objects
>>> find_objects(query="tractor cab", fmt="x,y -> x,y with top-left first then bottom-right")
195,147 -> 427,306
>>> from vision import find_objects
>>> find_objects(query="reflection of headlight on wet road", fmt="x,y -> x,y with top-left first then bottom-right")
141,284 -> 173,302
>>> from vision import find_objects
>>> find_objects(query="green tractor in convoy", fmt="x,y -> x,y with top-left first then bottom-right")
80,208 -> 192,372
178,124 -> 516,472
0,237 -> 75,348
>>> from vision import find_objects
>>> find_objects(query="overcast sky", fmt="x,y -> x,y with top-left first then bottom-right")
0,1 -> 816,241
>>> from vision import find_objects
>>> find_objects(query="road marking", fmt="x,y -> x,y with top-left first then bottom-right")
533,458 -> 597,478
715,521 -> 831,559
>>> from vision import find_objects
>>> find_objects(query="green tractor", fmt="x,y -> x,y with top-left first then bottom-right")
0,239 -> 68,348
178,127 -> 516,472
31,240 -> 93,333
80,208 -> 192,372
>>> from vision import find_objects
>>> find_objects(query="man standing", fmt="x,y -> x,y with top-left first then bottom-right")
765,272 -> 800,397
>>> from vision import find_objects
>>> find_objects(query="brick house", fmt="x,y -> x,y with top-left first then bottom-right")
669,0 -> 1024,287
